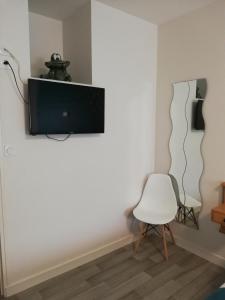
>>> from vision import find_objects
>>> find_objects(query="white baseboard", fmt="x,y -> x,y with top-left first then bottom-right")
5,234 -> 135,297
175,234 -> 225,269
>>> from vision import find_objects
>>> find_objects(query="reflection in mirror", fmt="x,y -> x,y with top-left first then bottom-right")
169,79 -> 207,229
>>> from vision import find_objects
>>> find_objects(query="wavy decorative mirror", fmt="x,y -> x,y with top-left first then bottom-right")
169,79 -> 207,229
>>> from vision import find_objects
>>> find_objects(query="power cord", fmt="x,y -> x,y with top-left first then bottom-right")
45,134 -> 71,142
2,47 -> 24,85
3,60 -> 28,104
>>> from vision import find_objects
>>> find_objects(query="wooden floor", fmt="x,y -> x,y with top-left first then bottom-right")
6,236 -> 225,300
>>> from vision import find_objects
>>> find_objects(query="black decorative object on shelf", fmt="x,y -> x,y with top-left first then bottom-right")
40,53 -> 72,82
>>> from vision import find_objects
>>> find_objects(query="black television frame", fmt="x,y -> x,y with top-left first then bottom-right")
28,78 -> 105,135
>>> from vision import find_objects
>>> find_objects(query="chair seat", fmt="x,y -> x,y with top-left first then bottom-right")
180,194 -> 202,208
133,206 -> 176,225
133,174 -> 178,260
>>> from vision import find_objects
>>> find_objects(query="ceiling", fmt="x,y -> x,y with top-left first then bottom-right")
28,0 -> 90,20
98,0 -> 216,24
29,0 -> 217,24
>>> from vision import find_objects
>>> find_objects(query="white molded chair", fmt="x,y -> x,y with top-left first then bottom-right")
133,174 -> 178,260
169,174 -> 201,229
180,194 -> 202,208
179,194 -> 201,229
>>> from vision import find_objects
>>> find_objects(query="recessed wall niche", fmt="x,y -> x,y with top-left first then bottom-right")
28,0 -> 92,84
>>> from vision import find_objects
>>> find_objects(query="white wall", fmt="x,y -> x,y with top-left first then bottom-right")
0,0 -> 31,293
155,0 -> 225,265
0,0 -> 157,295
91,0 -> 157,200
63,2 -> 92,84
29,12 -> 63,77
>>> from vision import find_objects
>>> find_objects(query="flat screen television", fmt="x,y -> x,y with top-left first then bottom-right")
28,78 -> 105,135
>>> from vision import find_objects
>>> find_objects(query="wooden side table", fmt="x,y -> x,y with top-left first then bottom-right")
211,182 -> 225,233
212,204 -> 225,224
222,182 -> 225,202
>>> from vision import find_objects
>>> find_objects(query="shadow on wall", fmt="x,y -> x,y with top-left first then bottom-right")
124,174 -> 150,236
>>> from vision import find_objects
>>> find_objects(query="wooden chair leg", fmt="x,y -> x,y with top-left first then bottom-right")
190,208 -> 199,230
134,222 -> 147,253
161,225 -> 168,260
167,223 -> 176,245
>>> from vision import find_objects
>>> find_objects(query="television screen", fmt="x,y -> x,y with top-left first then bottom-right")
192,100 -> 205,131
28,78 -> 105,135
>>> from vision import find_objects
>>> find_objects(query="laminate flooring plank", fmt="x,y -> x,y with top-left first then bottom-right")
135,264 -> 182,297
143,280 -> 181,300
149,252 -> 165,263
119,291 -> 142,300
59,264 -> 101,282
133,244 -> 158,261
93,247 -> 126,266
70,282 -> 110,300
146,248 -> 189,277
40,280 -> 90,300
176,252 -> 206,270
23,263 -> 100,295
16,291 -> 43,300
13,265 -> 100,300
105,259 -> 155,288
191,271 -> 225,300
172,266 -> 224,300
88,258 -> 138,285
97,249 -> 133,271
174,261 -> 209,286
148,242 -> 182,264
102,272 -> 151,300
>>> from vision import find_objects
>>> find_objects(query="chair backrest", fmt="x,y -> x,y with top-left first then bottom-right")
138,174 -> 177,216
169,174 -> 182,206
